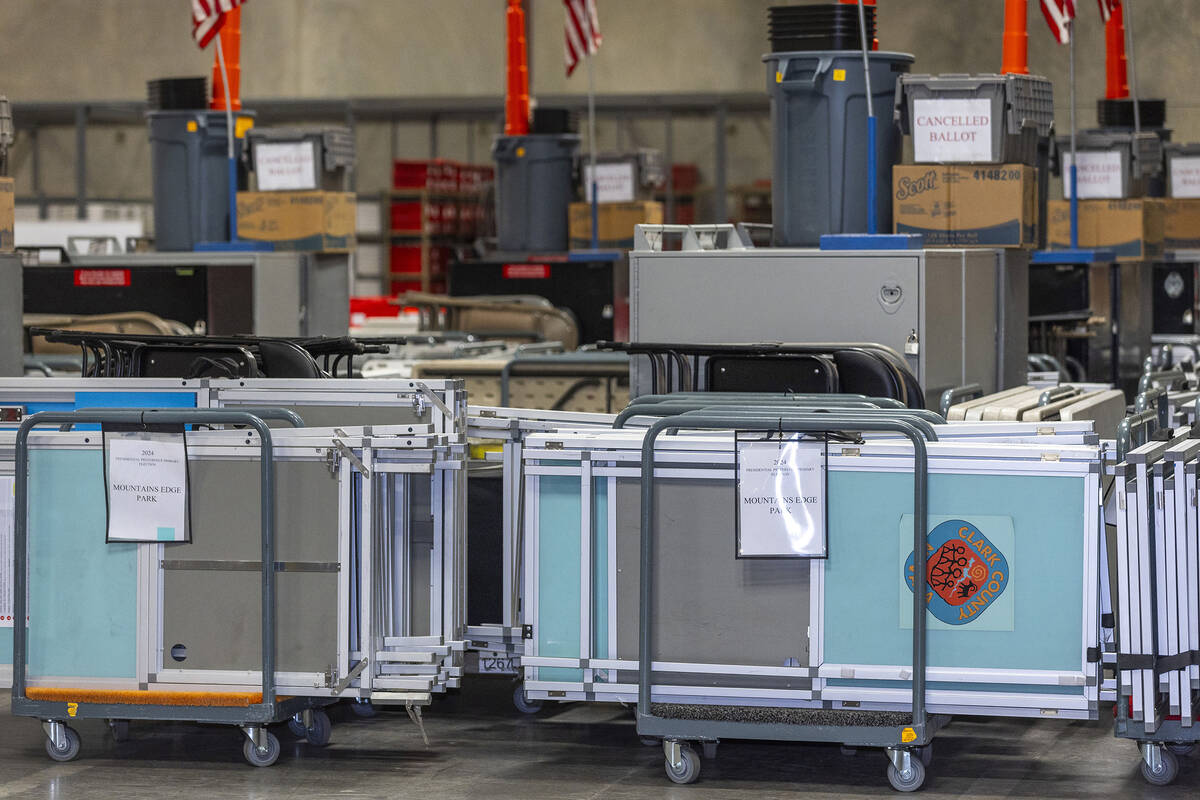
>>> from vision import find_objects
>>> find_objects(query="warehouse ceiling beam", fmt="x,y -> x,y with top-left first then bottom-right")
10,93 -> 767,127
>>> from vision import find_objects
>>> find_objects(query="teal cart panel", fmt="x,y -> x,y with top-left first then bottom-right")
26,449 -> 139,679
536,476 -> 608,683
823,470 -> 1086,675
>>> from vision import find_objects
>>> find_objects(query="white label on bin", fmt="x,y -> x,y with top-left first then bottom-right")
583,163 -> 636,204
912,98 -> 993,163
736,436 -> 826,558
254,142 -> 318,191
1062,151 -> 1124,199
1171,156 -> 1200,198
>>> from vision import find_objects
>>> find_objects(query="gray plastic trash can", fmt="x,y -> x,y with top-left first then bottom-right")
493,133 -> 580,252
148,110 -> 254,251
764,50 -> 913,246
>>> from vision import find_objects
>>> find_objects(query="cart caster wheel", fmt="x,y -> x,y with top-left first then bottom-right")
287,717 -> 307,738
702,741 -> 718,760
640,736 -> 659,747
513,685 -> 543,714
45,726 -> 81,763
1141,748 -> 1179,786
243,731 -> 281,768
305,710 -> 332,747
664,744 -> 701,785
1168,742 -> 1197,757
349,699 -> 378,719
916,743 -> 933,767
108,720 -> 130,743
887,757 -> 926,793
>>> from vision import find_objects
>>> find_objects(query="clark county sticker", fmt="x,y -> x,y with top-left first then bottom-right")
903,519 -> 1010,625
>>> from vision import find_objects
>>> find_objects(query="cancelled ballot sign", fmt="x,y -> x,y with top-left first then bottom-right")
104,430 -> 190,543
912,98 -> 994,163
736,435 -> 827,558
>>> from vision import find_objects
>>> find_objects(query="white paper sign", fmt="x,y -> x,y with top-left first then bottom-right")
1062,151 -> 1125,199
105,436 -> 189,543
254,142 -> 318,191
1170,156 -> 1200,198
583,162 -> 637,203
736,437 -> 826,558
912,98 -> 994,163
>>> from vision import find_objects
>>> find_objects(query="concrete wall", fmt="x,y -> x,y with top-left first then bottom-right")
4,1 -> 1198,209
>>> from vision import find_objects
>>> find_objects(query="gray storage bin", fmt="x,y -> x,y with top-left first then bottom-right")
895,73 -> 1053,165
764,50 -> 913,247
1164,142 -> 1200,198
148,110 -> 254,251
1056,130 -> 1163,198
492,133 -> 580,252
246,126 -> 355,191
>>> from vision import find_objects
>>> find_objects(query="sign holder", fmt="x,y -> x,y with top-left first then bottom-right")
102,422 -> 192,544
734,430 -> 828,559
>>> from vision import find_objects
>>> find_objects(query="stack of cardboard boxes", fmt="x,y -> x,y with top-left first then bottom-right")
891,75 -> 1041,248
568,157 -> 663,249
236,134 -> 356,253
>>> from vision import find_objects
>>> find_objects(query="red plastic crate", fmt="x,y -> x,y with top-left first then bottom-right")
390,200 -> 440,234
388,278 -> 446,294
672,163 -> 700,195
350,295 -> 402,318
390,244 -> 449,276
393,159 -> 439,191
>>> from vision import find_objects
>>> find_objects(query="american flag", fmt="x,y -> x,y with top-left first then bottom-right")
192,0 -> 247,49
1040,0 -> 1076,44
564,0 -> 601,77
1097,0 -> 1120,23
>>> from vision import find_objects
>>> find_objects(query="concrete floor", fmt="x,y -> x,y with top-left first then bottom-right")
1,678 -> 1198,799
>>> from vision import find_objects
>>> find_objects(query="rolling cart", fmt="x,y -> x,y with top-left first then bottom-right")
11,408 -> 336,767
635,412 -> 945,791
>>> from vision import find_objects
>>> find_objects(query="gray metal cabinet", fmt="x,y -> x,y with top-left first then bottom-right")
629,231 -> 1027,405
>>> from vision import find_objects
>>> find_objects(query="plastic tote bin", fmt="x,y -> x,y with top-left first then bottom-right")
492,134 -> 580,252
148,110 -> 253,251
764,50 -> 913,247
894,73 -> 1053,165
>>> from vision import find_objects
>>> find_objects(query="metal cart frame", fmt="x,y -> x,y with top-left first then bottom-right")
11,407 -> 333,767
636,412 -> 947,791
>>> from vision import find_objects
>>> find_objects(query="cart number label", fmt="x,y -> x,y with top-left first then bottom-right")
901,727 -> 916,743
478,654 -> 519,674
67,703 -> 78,717
904,519 -> 1010,626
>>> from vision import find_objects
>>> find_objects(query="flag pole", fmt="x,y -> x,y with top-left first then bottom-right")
587,46 -> 598,251
1068,15 -> 1078,250
215,34 -> 238,242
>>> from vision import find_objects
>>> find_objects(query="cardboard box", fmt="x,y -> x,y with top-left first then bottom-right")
236,191 -> 356,252
1046,199 -> 1165,262
892,164 -> 1036,247
0,178 -> 13,253
569,201 -> 663,249
1162,198 -> 1200,249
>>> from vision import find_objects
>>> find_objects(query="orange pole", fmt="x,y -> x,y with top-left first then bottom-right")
504,0 -> 530,136
838,0 -> 877,50
1105,2 -> 1129,99
210,6 -> 242,111
1001,0 -> 1029,74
